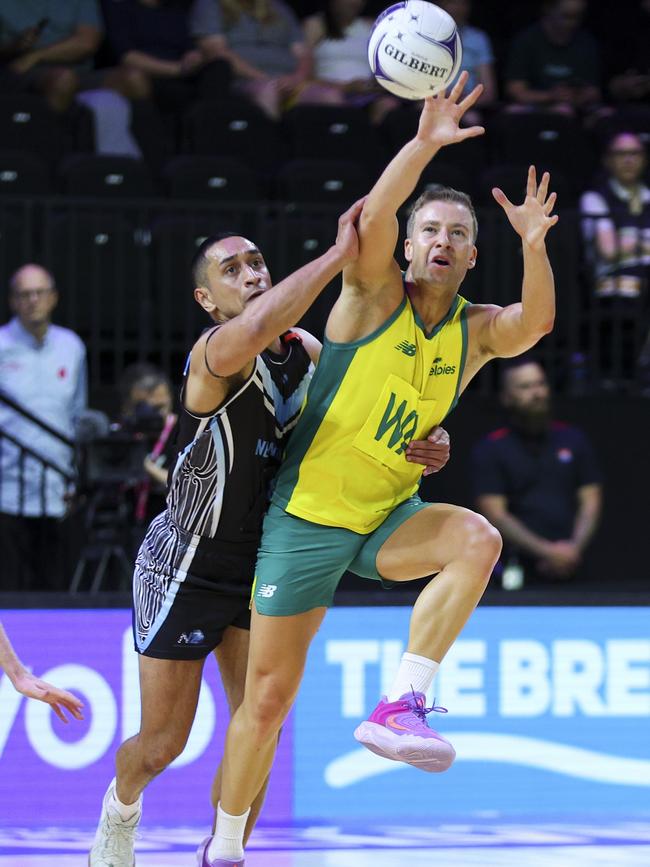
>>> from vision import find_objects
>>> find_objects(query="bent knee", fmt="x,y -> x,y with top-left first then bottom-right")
463,512 -> 502,563
243,676 -> 295,736
141,736 -> 187,775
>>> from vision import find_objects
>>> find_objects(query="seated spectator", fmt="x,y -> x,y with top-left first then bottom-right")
100,0 -> 231,163
504,0 -> 601,115
191,0 -> 310,119
580,132 -> 650,388
294,0 -> 398,124
0,264 -> 87,592
471,357 -> 602,587
0,0 -> 102,112
438,0 -> 497,121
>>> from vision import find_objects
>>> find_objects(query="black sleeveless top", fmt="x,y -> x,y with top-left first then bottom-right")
166,331 -> 313,553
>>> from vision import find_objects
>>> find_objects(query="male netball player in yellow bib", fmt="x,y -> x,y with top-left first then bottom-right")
205,71 -> 559,866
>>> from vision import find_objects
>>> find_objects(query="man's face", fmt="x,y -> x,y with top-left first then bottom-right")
130,382 -> 173,420
606,134 -> 646,186
10,265 -> 58,330
547,0 -> 586,39
404,200 -> 477,289
195,236 -> 272,321
501,363 -> 551,415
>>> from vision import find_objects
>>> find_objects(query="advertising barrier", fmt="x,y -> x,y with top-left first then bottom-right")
1,607 -> 648,826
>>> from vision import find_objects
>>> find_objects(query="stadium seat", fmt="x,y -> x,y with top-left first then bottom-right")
44,211 -> 149,347
269,215 -> 342,338
0,150 -> 51,195
0,94 -> 70,166
162,155 -> 259,202
282,104 -> 384,167
276,158 -> 371,207
379,103 -> 487,176
492,112 -> 590,190
182,99 -> 283,173
57,155 -> 155,198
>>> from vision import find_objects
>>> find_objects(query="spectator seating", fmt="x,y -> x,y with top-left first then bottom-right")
0,151 -> 51,196
58,155 -> 155,198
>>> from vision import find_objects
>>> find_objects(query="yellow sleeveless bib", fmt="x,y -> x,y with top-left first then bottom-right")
272,292 -> 469,533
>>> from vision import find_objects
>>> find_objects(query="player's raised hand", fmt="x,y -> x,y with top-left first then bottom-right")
492,166 -> 559,250
334,196 -> 366,266
416,70 -> 485,150
13,669 -> 84,723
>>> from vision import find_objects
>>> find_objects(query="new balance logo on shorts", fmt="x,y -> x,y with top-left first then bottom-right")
257,583 -> 278,598
176,629 -> 205,646
395,340 -> 416,356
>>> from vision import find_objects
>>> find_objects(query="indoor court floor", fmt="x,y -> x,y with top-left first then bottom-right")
1,820 -> 650,867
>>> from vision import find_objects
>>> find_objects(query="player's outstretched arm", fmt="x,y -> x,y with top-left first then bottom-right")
194,198 -> 363,380
350,71 -> 484,291
476,166 -> 558,359
0,622 -> 84,723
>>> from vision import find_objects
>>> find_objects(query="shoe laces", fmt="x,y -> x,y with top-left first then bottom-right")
404,687 -> 448,722
97,810 -> 139,858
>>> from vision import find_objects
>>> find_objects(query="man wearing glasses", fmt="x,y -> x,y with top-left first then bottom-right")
0,263 -> 87,591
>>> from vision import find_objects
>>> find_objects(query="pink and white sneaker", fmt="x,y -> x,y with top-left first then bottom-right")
196,836 -> 244,867
353,690 -> 455,773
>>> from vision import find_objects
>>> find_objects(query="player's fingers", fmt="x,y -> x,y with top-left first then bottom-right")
51,703 -> 68,723
457,82 -> 483,112
526,165 -> 537,198
341,196 -> 367,222
537,171 -> 550,203
492,187 -> 513,209
543,191 -> 557,214
447,69 -> 469,103
457,125 -> 485,141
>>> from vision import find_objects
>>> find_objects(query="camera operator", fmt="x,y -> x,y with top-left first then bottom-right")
118,363 -> 178,526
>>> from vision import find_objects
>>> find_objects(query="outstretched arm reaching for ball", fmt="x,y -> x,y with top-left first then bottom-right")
0,622 -> 84,722
472,165 -> 557,360
348,71 -> 484,293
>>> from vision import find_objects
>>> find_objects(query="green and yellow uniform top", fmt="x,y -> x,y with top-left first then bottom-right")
272,289 -> 470,533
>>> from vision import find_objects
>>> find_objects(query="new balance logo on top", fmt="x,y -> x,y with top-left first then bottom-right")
257,583 -> 278,598
429,356 -> 457,376
395,340 -> 416,356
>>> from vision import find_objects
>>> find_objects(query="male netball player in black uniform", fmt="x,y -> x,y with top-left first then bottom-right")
89,199 -> 451,866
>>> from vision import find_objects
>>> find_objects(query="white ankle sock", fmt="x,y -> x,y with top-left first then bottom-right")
208,803 -> 250,861
109,781 -> 141,822
387,652 -> 440,701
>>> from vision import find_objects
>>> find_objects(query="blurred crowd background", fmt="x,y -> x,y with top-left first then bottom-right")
0,0 -> 647,596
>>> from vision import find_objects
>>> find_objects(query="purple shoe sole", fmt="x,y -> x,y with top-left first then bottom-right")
196,836 -> 244,867
354,720 -> 456,772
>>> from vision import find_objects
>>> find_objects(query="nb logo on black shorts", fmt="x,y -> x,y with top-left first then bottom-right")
176,629 -> 205,645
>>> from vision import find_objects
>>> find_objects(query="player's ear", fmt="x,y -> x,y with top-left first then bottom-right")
468,245 -> 477,269
404,238 -> 413,262
194,286 -> 217,314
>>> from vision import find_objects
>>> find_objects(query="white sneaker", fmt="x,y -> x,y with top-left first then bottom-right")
88,779 -> 141,866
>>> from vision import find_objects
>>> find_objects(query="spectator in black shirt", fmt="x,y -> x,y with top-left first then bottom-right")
470,356 -> 602,585
504,0 -> 601,115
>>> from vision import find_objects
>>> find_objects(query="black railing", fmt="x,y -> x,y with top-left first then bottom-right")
0,196 -> 647,395
0,390 -> 75,517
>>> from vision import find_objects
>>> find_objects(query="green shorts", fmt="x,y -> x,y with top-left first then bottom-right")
252,497 -> 431,616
